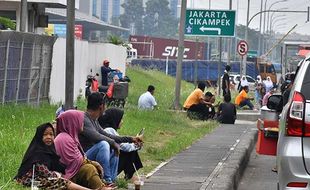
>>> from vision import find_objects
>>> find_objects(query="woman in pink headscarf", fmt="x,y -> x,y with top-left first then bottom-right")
54,110 -> 112,190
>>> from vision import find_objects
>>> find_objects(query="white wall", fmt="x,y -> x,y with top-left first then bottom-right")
49,38 -> 127,104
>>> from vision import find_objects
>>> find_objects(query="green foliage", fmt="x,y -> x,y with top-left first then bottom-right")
0,67 -> 218,189
143,0 -> 178,38
120,0 -> 145,35
0,16 -> 16,30
107,35 -> 124,45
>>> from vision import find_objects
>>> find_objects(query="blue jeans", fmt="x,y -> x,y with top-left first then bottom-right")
239,99 -> 254,110
86,141 -> 119,183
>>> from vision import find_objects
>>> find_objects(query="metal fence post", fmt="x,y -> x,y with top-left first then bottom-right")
36,44 -> 44,105
2,39 -> 10,104
15,39 -> 24,104
27,42 -> 36,104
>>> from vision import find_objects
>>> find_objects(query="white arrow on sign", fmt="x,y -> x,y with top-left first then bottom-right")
199,26 -> 222,35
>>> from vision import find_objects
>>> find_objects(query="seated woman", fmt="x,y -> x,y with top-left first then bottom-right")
54,110 -> 113,190
98,108 -> 143,181
15,123 -> 94,190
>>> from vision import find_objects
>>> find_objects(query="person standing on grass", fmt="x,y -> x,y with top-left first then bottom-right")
138,85 -> 157,110
222,65 -> 231,98
235,86 -> 255,110
79,92 -> 143,187
15,123 -> 96,190
217,94 -> 237,124
183,82 -> 211,120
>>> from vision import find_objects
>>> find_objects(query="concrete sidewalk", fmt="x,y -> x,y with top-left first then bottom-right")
142,119 -> 257,190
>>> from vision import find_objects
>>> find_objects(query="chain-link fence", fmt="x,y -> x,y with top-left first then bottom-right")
0,31 -> 56,105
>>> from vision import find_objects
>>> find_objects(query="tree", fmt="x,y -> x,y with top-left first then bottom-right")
107,34 -> 123,45
143,0 -> 178,38
119,0 -> 144,35
0,16 -> 16,30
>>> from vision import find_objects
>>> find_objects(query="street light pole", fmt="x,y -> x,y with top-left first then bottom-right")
258,0 -> 263,56
242,0 -> 250,76
174,0 -> 187,110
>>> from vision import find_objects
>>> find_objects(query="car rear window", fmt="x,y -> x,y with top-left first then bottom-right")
301,65 -> 310,100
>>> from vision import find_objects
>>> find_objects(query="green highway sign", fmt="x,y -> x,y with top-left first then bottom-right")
185,9 -> 236,37
247,50 -> 258,58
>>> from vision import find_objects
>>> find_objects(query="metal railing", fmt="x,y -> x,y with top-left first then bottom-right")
0,31 -> 56,105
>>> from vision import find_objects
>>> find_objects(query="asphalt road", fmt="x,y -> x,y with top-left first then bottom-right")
238,149 -> 278,190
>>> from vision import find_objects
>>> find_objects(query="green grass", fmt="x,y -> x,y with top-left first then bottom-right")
0,66 -> 218,189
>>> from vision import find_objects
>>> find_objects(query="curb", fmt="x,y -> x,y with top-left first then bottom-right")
201,126 -> 258,190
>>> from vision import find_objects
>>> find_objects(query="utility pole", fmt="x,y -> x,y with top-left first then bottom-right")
65,0 -> 75,110
227,0 -> 232,65
174,0 -> 186,110
20,0 -> 27,32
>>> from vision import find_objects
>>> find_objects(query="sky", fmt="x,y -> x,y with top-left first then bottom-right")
186,0 -> 310,35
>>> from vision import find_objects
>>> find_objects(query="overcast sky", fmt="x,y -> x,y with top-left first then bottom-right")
186,0 -> 310,35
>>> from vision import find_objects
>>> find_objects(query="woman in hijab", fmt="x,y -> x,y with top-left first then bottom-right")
263,76 -> 274,93
15,123 -> 94,190
98,108 -> 143,181
255,75 -> 263,107
54,110 -> 112,190
238,75 -> 249,92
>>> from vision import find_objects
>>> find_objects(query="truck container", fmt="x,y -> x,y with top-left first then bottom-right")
129,35 -> 209,60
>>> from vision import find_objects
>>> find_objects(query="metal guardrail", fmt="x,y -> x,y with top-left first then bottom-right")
0,31 -> 56,105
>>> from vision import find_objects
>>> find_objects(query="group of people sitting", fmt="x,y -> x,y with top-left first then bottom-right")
183,82 -> 237,124
15,92 -> 143,190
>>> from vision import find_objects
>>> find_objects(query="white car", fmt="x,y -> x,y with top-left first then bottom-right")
229,74 -> 256,91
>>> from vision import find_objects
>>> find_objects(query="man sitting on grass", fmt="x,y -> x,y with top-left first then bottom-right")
217,94 -> 237,124
235,86 -> 255,110
183,82 -> 212,120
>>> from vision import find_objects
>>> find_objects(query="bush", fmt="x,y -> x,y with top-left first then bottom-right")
0,16 -> 16,30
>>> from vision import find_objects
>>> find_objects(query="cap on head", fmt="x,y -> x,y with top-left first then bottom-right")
103,60 -> 110,67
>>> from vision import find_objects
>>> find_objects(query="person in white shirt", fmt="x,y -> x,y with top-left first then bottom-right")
138,85 -> 157,110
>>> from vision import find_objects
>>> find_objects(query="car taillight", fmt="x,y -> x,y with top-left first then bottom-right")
286,91 -> 305,136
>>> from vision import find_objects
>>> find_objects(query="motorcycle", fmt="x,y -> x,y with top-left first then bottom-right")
85,70 -> 100,98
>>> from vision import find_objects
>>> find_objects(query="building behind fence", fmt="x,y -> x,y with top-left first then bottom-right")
0,31 -> 56,104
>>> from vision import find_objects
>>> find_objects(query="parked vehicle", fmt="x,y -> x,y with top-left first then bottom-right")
229,74 -> 256,91
267,55 -> 310,190
85,70 -> 100,98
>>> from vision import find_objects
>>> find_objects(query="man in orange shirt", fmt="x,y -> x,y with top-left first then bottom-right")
183,82 -> 211,120
235,86 -> 254,110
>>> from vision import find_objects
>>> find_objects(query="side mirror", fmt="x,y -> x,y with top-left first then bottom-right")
267,95 -> 283,112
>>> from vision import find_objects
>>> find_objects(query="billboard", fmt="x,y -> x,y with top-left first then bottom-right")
129,35 -> 206,60
45,24 -> 83,40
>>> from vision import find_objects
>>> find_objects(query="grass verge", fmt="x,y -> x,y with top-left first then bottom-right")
0,66 -> 218,189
